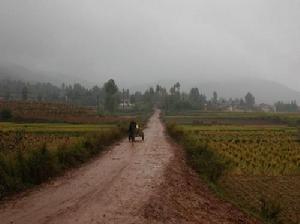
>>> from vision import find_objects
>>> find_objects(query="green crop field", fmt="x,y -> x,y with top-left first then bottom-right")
0,122 -> 119,153
166,112 -> 300,223
0,120 -> 125,198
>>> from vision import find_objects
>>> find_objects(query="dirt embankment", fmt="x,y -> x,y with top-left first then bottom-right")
0,111 -> 259,224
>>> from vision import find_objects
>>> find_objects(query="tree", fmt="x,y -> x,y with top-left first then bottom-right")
213,91 -> 218,104
245,92 -> 255,108
199,94 -> 207,109
104,79 -> 118,95
155,85 -> 162,95
22,86 -> 28,101
104,79 -> 119,113
174,82 -> 181,93
275,101 -> 299,112
189,88 -> 200,107
169,86 -> 176,95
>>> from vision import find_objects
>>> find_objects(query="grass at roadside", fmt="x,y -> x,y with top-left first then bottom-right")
167,123 -> 228,183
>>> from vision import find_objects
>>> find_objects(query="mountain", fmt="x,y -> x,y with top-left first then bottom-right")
129,78 -> 300,104
0,63 -> 91,87
1,64 -> 299,104
0,64 -> 44,82
184,78 -> 300,104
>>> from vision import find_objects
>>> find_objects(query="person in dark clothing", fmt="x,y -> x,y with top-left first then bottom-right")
128,120 -> 137,142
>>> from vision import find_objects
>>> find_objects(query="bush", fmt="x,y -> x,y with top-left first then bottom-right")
0,154 -> 12,197
25,144 -> 58,184
186,143 -> 226,183
167,123 -> 184,139
0,108 -> 13,121
56,143 -> 89,168
260,197 -> 282,224
167,124 -> 227,183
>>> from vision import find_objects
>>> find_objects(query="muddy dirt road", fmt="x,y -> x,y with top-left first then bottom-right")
0,111 -> 258,224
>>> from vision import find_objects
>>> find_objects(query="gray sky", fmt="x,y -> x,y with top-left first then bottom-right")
0,0 -> 299,90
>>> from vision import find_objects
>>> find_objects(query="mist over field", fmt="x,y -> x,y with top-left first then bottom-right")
0,0 -> 300,100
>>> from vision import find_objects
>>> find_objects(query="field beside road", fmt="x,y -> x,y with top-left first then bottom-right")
0,122 -> 119,153
0,100 -> 131,123
166,112 -> 300,223
165,111 -> 300,126
0,101 -> 132,199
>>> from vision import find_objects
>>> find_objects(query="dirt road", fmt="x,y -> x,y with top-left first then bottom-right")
0,111 -> 258,224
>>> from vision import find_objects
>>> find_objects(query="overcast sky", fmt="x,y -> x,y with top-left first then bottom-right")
0,0 -> 299,90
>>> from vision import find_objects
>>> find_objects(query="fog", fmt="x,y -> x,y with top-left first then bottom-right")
0,0 -> 299,91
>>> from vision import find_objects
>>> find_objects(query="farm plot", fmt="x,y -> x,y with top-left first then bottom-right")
168,122 -> 300,223
180,125 -> 300,175
0,100 -> 131,123
165,111 -> 300,126
0,122 -> 124,199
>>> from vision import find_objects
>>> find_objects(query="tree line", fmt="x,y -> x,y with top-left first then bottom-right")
0,79 -> 152,113
0,79 -> 298,113
154,82 -> 257,112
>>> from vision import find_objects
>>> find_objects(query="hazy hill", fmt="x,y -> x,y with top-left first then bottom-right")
187,79 -> 300,104
0,64 -> 43,82
0,64 -> 90,87
1,64 -> 300,104
130,78 -> 300,104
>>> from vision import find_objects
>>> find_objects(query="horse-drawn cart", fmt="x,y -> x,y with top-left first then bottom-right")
129,124 -> 144,142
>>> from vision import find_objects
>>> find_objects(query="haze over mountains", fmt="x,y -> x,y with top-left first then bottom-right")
1,63 -> 299,104
1,1 -> 300,97
0,63 -> 90,86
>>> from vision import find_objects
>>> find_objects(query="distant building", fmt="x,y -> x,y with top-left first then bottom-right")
223,105 -> 245,112
259,103 -> 275,112
119,100 -> 134,110
225,105 -> 233,112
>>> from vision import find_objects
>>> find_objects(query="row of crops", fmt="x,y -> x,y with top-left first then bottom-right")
179,125 -> 300,175
166,113 -> 300,223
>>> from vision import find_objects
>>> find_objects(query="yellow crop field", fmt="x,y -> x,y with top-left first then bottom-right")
168,121 -> 300,223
